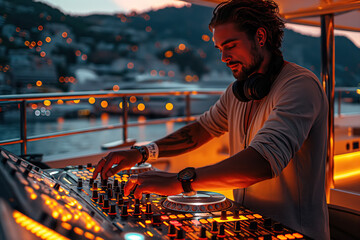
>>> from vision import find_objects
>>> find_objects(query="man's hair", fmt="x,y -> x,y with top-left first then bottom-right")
209,0 -> 285,56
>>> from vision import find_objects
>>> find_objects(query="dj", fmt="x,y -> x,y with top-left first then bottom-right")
93,0 -> 329,239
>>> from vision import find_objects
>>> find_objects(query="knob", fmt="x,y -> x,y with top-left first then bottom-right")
133,204 -> 141,215
120,181 -> 125,193
211,235 -> 217,240
102,199 -> 110,209
263,217 -> 272,229
145,202 -> 152,214
53,183 -> 60,190
107,189 -> 113,199
107,183 -> 112,189
101,179 -> 108,188
86,163 -> 92,169
234,221 -> 241,232
98,195 -> 104,205
92,190 -> 99,201
199,226 -> 207,239
77,178 -> 83,189
220,211 -> 227,220
109,204 -> 117,216
121,205 -> 128,217
233,209 -> 240,219
168,224 -> 176,237
273,223 -> 283,232
218,224 -> 225,238
114,179 -> 119,187
134,198 -> 140,205
117,194 -> 124,205
152,214 -> 161,225
211,221 -> 218,233
89,178 -> 94,187
34,166 -> 40,172
175,228 -> 185,240
92,182 -> 98,190
249,221 -> 258,231
15,159 -> 21,165
78,165 -> 83,170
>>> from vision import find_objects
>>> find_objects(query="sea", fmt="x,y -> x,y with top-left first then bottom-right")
1,100 -> 359,160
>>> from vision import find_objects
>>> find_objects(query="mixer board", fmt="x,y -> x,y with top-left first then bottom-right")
0,147 -> 310,240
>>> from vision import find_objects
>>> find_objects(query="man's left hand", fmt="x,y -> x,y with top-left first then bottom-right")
124,171 -> 183,199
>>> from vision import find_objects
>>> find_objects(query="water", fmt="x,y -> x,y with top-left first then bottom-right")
0,114 -> 186,158
1,100 -> 359,159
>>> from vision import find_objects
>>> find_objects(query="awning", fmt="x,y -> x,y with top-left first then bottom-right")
181,0 -> 360,31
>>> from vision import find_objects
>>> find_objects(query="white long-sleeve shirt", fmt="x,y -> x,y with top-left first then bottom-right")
198,62 -> 330,240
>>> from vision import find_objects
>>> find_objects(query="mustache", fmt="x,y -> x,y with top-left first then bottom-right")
227,61 -> 242,67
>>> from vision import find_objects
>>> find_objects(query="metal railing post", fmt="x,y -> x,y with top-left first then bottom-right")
338,90 -> 341,117
20,100 -> 27,155
185,94 -> 191,123
122,96 -> 128,143
321,14 -> 335,202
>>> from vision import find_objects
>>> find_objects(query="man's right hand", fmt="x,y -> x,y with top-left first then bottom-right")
92,149 -> 143,179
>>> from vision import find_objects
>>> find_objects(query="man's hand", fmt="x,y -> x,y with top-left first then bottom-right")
92,149 -> 143,179
124,171 -> 183,199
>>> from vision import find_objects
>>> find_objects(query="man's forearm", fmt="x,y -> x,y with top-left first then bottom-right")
193,147 -> 273,191
154,121 -> 213,157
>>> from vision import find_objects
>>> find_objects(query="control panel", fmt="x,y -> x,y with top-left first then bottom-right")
0,147 -> 308,240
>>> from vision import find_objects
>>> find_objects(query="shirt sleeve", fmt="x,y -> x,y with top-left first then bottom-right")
197,85 -> 231,137
249,73 -> 327,177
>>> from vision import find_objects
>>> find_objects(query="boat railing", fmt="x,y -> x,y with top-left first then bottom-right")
0,89 -> 224,155
0,87 -> 358,156
335,87 -> 360,117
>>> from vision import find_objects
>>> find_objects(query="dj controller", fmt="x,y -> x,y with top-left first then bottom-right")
0,147 -> 309,240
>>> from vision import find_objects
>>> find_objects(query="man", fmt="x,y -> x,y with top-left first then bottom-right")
93,0 -> 329,239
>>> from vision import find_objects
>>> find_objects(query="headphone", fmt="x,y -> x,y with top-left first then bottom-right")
232,54 -> 284,102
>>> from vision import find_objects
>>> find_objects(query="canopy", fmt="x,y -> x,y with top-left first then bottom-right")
181,0 -> 360,31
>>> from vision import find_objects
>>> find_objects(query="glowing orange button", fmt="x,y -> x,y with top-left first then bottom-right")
277,235 -> 287,240
145,220 -> 151,224
285,234 -> 296,239
177,214 -> 185,218
169,215 -> 177,219
185,214 -> 193,218
293,233 -> 304,239
199,219 -> 208,224
161,216 -> 169,220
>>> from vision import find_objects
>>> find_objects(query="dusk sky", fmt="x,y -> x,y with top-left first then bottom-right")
36,0 -> 190,15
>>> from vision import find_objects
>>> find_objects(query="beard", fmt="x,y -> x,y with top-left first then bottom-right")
232,43 -> 264,82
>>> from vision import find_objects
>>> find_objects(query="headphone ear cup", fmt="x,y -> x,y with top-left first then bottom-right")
243,73 -> 271,100
232,81 -> 250,102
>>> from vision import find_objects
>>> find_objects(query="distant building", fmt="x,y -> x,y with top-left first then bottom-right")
9,50 -> 58,93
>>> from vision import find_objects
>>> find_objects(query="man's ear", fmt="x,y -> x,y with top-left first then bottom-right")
256,27 -> 267,47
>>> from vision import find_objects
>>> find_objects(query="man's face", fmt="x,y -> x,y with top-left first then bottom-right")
212,22 -> 263,81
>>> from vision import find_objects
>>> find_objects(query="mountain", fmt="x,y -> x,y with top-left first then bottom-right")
1,0 -> 359,89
